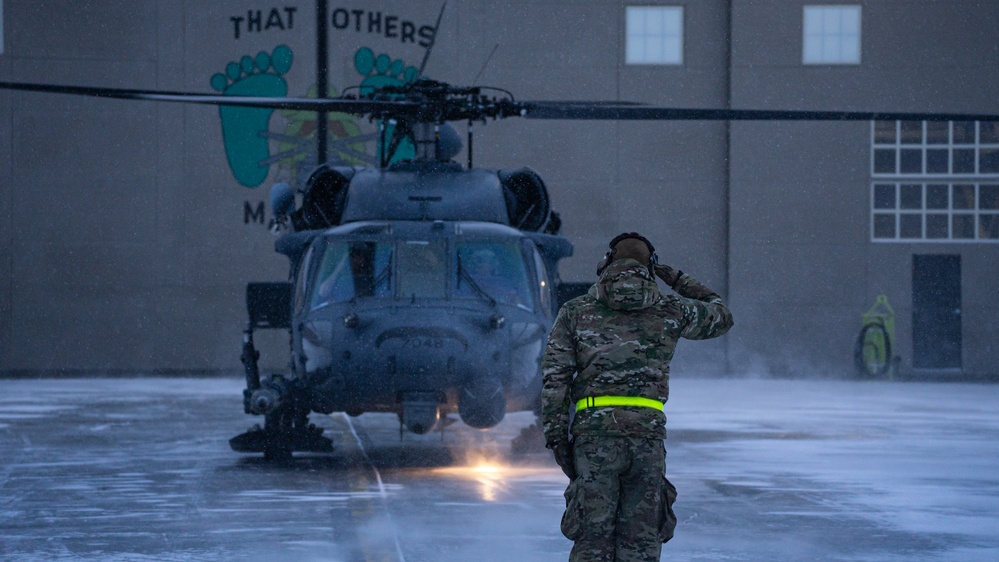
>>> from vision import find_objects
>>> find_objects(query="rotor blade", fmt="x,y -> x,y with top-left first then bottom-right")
0,81 -> 416,114
521,103 -> 999,122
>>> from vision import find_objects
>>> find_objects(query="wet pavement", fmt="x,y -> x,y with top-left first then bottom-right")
1,377 -> 997,561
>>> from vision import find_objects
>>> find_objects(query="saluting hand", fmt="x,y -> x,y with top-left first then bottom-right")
653,264 -> 681,288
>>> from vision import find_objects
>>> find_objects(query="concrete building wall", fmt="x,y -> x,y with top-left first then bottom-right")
728,0 -> 999,378
0,1 -> 995,378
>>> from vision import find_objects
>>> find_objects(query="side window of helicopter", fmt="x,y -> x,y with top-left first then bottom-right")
454,242 -> 533,309
396,240 -> 447,299
529,244 -> 553,316
294,244 -> 316,314
310,239 -> 393,308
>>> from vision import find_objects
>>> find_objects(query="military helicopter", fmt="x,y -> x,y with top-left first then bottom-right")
4,7 -> 998,461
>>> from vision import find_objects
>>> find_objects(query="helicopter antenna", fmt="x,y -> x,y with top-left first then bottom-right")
467,45 -> 499,168
473,44 -> 500,85
418,2 -> 447,77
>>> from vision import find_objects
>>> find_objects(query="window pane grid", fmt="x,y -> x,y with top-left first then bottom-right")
803,5 -> 861,64
626,6 -> 683,65
871,120 -> 999,177
870,181 -> 999,242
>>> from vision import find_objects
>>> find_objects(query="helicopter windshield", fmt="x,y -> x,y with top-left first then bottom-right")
311,240 -> 393,308
454,242 -> 533,309
308,238 -> 534,308
397,240 -> 448,299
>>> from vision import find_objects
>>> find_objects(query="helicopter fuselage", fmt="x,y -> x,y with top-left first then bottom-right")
290,220 -> 557,434
232,159 -> 573,455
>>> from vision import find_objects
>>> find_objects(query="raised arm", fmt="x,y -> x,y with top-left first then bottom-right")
654,264 -> 734,340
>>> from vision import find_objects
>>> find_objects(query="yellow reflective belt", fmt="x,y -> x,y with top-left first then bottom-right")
575,396 -> 664,412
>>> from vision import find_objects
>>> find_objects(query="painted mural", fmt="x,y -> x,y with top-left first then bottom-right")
213,44 -> 420,189
211,45 -> 294,188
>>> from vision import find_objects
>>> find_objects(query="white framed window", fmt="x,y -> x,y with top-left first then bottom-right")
626,6 -> 683,65
803,5 -> 861,64
871,121 -> 999,242
872,121 -> 999,177
871,182 -> 999,241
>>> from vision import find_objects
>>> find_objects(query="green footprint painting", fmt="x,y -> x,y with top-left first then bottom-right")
211,45 -> 293,188
213,45 -> 423,188
354,47 -> 419,162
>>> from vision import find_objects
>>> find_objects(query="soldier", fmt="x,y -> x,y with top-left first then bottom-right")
542,232 -> 733,562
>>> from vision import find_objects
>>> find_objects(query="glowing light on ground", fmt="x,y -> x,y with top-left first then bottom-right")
431,455 -> 556,502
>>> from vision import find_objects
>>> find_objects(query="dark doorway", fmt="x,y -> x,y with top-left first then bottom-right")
912,254 -> 962,370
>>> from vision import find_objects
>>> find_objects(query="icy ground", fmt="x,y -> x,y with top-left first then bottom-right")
0,377 -> 997,561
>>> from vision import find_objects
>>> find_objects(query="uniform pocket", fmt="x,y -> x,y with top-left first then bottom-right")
560,478 -> 584,541
658,476 -> 678,543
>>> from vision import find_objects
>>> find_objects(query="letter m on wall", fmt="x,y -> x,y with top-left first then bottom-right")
244,201 -> 265,224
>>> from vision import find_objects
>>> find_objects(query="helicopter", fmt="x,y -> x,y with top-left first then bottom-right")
4,8 -> 999,462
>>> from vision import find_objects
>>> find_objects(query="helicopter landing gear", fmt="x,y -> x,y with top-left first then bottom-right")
229,405 -> 333,461
261,405 -> 332,461
229,375 -> 334,460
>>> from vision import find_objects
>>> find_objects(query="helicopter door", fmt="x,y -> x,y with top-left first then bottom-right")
912,254 -> 962,371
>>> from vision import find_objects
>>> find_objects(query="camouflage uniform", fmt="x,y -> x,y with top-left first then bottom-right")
542,258 -> 733,562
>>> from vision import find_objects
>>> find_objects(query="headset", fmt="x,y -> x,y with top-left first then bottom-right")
596,232 -> 658,275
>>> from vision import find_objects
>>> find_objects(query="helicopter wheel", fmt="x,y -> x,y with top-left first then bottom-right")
257,404 -> 333,461
262,408 -> 296,462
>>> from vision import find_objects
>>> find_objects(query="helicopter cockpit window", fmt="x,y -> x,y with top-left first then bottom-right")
397,240 -> 447,299
454,242 -> 533,309
311,240 -> 393,308
294,244 -> 316,314
531,244 -> 552,316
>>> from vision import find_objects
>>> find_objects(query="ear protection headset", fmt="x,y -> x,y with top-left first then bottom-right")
597,232 -> 658,275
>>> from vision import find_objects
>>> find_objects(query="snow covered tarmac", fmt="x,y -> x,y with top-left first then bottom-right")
0,377 -> 996,561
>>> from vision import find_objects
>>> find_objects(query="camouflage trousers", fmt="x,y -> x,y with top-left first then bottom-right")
561,435 -> 669,562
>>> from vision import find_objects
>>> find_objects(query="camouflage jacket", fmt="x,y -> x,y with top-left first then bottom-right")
541,259 -> 733,445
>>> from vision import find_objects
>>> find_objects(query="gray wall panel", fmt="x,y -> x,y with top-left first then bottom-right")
619,68 -> 727,107
863,1 -> 999,70
961,246 -> 999,377
8,0 -> 157,61
734,66 -> 998,112
459,1 -> 620,74
0,54 -> 10,372
728,0 -> 999,377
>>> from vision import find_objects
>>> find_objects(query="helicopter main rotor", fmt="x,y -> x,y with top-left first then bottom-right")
4,77 -> 997,126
